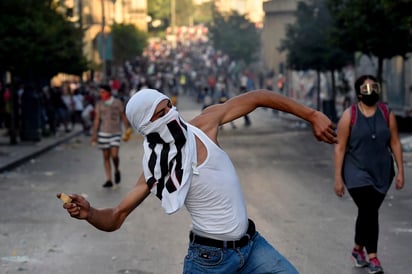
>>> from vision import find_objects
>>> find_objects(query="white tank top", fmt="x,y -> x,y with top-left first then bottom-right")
185,125 -> 248,240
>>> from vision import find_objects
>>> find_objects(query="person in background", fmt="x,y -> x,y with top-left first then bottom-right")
0,82 -> 6,129
239,86 -> 251,126
201,86 -> 213,110
81,96 -> 95,136
91,84 -> 130,188
61,85 -> 73,132
334,75 -> 404,274
51,86 -> 70,133
2,84 -> 12,135
72,88 -> 85,132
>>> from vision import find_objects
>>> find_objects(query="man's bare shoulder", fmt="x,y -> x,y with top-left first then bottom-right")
189,111 -> 219,141
189,112 -> 210,130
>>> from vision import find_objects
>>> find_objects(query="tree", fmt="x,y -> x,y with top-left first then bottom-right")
0,0 -> 88,83
148,0 -> 195,31
327,0 -> 412,83
175,0 -> 195,26
111,23 -> 148,66
193,1 -> 213,25
207,6 -> 260,65
280,0 -> 353,115
148,0 -> 172,31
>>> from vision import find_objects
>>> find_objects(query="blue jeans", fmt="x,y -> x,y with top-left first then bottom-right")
183,231 -> 299,274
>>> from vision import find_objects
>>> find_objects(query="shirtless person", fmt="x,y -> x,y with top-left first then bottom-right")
59,88 -> 336,273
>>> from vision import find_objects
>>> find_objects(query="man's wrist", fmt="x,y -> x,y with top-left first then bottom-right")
86,206 -> 94,222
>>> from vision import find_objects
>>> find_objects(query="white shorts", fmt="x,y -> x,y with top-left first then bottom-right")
97,132 -> 121,149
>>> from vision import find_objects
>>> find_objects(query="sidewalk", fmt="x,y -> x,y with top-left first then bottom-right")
0,126 -> 84,173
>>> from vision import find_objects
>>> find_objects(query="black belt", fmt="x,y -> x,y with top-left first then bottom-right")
189,219 -> 256,249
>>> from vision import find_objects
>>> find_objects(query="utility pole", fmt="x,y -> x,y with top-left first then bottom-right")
111,0 -> 117,24
78,0 -> 84,84
171,0 -> 176,48
101,0 -> 106,83
121,0 -> 126,23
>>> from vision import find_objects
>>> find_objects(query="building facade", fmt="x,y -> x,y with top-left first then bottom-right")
261,0 -> 300,74
261,0 -> 412,122
58,0 -> 147,81
215,0 -> 265,25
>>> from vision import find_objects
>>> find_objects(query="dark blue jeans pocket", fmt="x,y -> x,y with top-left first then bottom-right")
186,245 -> 224,267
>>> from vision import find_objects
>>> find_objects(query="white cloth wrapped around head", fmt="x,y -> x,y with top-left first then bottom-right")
125,88 -> 169,135
125,88 -> 197,214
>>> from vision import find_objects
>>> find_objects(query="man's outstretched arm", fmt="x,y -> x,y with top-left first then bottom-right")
193,89 -> 337,144
58,173 -> 150,232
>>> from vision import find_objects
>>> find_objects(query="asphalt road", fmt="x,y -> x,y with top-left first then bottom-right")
1,95 -> 411,274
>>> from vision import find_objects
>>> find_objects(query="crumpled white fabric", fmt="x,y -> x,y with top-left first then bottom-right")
125,88 -> 197,214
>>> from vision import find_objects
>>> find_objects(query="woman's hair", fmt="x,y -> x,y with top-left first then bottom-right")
354,74 -> 378,96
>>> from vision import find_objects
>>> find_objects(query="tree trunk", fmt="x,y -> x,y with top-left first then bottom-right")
330,70 -> 337,122
331,70 -> 336,100
377,57 -> 384,85
316,70 -> 321,110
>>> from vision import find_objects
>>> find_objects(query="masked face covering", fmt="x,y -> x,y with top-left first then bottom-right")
359,82 -> 380,106
125,89 -> 197,214
100,90 -> 111,101
360,92 -> 380,106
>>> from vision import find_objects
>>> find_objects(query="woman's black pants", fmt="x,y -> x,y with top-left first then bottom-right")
348,185 -> 386,254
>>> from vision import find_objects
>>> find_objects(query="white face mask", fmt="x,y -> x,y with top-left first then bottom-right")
141,107 -> 183,140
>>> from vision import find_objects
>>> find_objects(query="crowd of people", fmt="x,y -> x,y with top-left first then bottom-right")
0,31 -> 277,142
122,37 -> 274,110
0,81 -> 98,141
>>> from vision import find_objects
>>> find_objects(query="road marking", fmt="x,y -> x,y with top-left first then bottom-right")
393,228 -> 412,233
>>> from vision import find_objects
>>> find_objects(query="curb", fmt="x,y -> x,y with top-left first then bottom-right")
0,130 -> 83,173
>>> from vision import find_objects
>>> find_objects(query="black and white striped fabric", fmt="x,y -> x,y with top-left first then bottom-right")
125,89 -> 197,214
97,132 -> 121,149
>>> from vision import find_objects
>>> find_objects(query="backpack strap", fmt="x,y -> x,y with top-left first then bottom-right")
351,102 -> 390,127
350,103 -> 357,127
377,102 -> 390,127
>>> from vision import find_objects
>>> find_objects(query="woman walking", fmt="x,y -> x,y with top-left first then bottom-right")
334,75 -> 405,274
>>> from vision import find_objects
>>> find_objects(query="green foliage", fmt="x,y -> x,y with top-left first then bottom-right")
208,6 -> 260,65
280,0 -> 353,72
110,23 -> 148,66
148,0 -> 171,30
327,0 -> 412,80
175,0 -> 195,26
148,0 -> 195,30
148,0 -> 171,20
193,1 -> 213,24
0,0 -> 88,81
